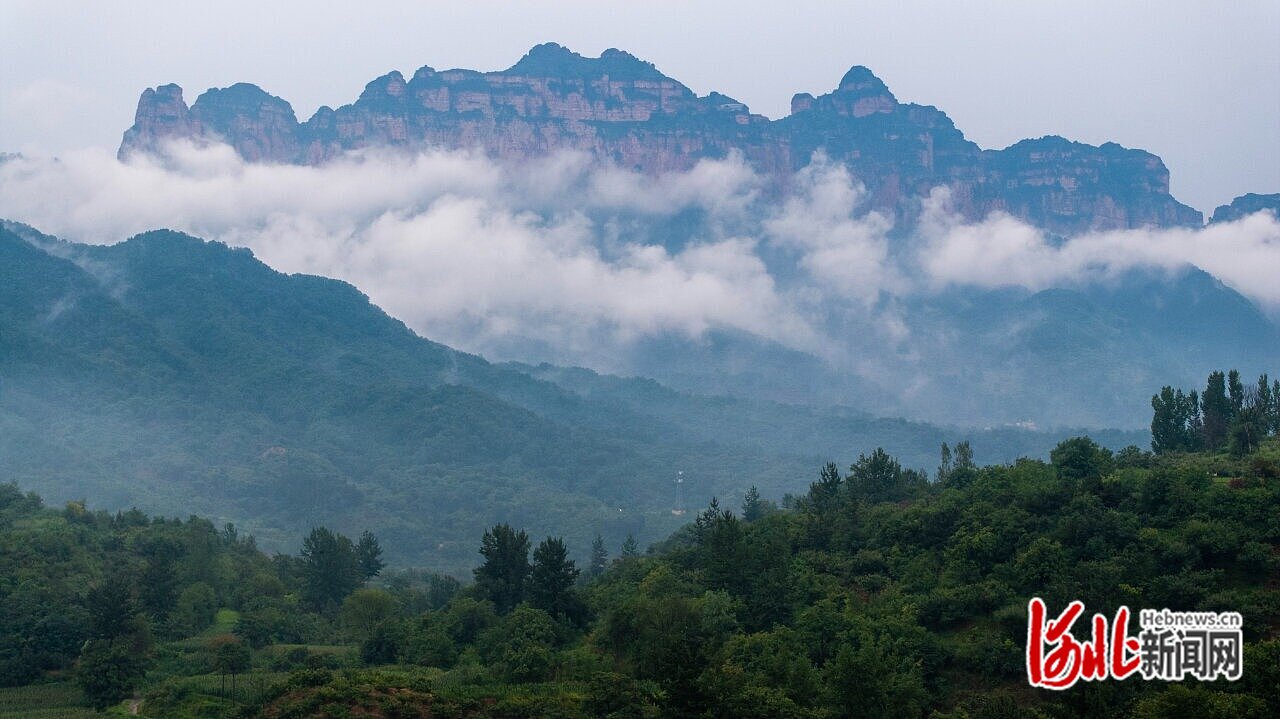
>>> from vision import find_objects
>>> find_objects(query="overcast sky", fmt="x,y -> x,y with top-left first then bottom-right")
1,0 -> 1276,214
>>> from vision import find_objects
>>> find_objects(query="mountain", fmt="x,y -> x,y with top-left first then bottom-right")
1211,192 -> 1280,223
118,43 -> 1200,235
106,43 -> 1280,431
2,222 -> 1134,573
545,266 -> 1279,429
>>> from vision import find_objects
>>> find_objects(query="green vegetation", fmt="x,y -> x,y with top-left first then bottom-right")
1152,370 -> 1280,456
0,682 -> 97,718
2,404 -> 1277,716
0,224 -> 1145,574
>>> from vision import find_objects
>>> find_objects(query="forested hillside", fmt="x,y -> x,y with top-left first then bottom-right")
0,222 -> 1142,573
1,386 -> 1276,717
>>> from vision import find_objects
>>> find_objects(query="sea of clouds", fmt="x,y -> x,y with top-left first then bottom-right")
1,143 -> 1277,371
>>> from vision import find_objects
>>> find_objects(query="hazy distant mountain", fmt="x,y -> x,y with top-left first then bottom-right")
1211,192 -> 1280,223
118,42 -> 1200,236
3,223 -> 1130,572
102,44 -> 1280,432
603,270 -> 1280,429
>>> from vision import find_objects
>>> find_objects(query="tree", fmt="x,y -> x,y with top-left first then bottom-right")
172,582 -> 217,636
1272,379 -> 1280,434
474,524 -> 531,614
1152,386 -> 1201,454
487,606 -> 557,682
77,577 -> 151,709
355,530 -> 385,581
742,486 -> 764,522
300,527 -> 362,611
340,588 -> 400,645
528,536 -> 585,623
1228,386 -> 1268,457
696,502 -> 746,594
947,441 -> 978,487
1228,369 -> 1245,413
848,448 -> 903,503
936,443 -> 953,484
209,634 -> 251,696
588,534 -> 608,578
1202,371 -> 1233,450
621,534 -> 640,558
137,537 -> 181,623
76,640 -> 146,710
1050,436 -> 1113,492
810,462 -> 843,509
85,577 -> 141,641
824,641 -> 927,719
584,672 -> 662,719
1256,374 -> 1273,430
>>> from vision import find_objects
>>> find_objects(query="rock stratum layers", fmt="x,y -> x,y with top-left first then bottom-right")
119,42 -> 1202,235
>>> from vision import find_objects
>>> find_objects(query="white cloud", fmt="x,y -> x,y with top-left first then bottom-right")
764,156 -> 900,305
915,187 -> 1280,305
0,144 -> 814,360
2,142 -> 1278,376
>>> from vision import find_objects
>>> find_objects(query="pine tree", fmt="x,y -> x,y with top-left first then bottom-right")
694,497 -> 723,541
474,524 -> 531,614
355,530 -> 385,581
698,502 -> 744,594
742,486 -> 764,521
528,537 -> 583,622
588,534 -> 608,578
810,462 -> 843,511
1201,371 -> 1232,450
620,534 -> 640,558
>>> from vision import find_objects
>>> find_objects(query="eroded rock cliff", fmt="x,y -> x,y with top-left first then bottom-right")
118,42 -> 1203,233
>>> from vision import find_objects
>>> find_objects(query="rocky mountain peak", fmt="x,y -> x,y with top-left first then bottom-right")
118,83 -> 195,159
116,43 -> 1206,234
838,65 -> 891,95
193,83 -> 296,120
359,71 -> 409,103
506,42 -> 668,81
1210,193 -> 1280,223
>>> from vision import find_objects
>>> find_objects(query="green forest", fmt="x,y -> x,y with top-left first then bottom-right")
0,224 -> 1144,576
1,372 -> 1277,718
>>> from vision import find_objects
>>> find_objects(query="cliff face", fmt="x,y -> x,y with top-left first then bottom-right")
1210,193 -> 1280,223
118,42 -> 1203,234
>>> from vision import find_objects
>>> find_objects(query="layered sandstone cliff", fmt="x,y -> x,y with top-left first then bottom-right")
118,42 -> 1203,234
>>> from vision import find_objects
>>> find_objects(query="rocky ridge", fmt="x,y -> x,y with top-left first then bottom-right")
119,42 -> 1203,234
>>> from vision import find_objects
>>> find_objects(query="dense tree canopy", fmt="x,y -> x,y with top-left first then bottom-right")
1153,369 -> 1280,456
1,383 -> 1277,717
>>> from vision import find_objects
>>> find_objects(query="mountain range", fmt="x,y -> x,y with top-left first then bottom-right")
105,44 -> 1280,430
0,222 -> 1145,572
118,42 -> 1202,237
4,44 -> 1277,570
